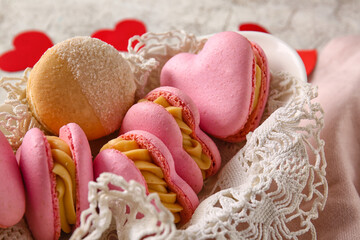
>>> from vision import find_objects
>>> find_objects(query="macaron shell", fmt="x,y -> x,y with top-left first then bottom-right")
146,86 -> 201,125
160,31 -> 255,138
93,148 -> 148,191
120,101 -> 204,193
19,128 -> 60,240
144,86 -> 222,176
27,36 -> 136,140
251,41 -> 271,123
27,54 -> 106,140
121,130 -> 199,225
59,123 -> 93,227
0,131 -> 25,228
222,42 -> 270,142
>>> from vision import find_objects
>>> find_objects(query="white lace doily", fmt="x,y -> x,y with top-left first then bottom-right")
0,31 -> 327,240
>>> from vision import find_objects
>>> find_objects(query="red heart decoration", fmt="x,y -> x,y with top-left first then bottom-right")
0,31 -> 53,72
238,22 -> 317,76
239,22 -> 270,33
91,19 -> 146,51
296,49 -> 317,76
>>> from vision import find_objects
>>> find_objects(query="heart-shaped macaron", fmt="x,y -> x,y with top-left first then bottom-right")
120,86 -> 222,193
0,31 -> 53,72
91,19 -> 146,51
161,31 -> 270,142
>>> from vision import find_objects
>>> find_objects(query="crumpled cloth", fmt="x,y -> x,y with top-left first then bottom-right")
310,35 -> 360,239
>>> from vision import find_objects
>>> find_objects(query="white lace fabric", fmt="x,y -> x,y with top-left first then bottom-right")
0,31 -> 327,240
0,68 -> 44,150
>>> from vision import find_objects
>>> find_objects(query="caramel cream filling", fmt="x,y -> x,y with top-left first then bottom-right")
150,96 -> 211,179
46,136 -> 76,233
101,139 -> 183,223
252,58 -> 262,112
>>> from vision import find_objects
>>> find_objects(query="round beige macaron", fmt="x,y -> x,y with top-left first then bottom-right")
27,36 -> 136,140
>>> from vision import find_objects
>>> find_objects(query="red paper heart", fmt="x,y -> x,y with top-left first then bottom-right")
296,49 -> 317,75
0,31 -> 53,72
239,22 -> 270,33
91,19 -> 146,51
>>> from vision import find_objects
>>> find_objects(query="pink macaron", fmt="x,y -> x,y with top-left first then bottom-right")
93,130 -> 199,225
18,123 -> 93,240
120,86 -> 221,194
0,131 -> 25,228
160,31 -> 270,142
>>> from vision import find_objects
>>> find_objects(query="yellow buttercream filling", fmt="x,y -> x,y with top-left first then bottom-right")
101,139 -> 183,223
46,136 -> 76,233
252,59 -> 262,112
152,96 -> 211,179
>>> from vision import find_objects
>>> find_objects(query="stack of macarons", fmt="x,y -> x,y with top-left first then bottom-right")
93,31 -> 270,225
93,87 -> 222,225
120,86 -> 222,193
0,123 -> 93,240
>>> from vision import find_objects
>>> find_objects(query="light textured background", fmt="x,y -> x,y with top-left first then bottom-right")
1,0 -> 360,78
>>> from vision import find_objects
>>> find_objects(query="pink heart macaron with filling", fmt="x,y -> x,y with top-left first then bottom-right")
120,86 -> 221,194
18,123 -> 93,240
93,130 -> 199,225
160,31 -> 270,142
0,130 -> 25,228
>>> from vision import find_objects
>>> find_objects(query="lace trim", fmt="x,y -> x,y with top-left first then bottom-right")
181,72 -> 327,239
121,53 -> 159,100
126,30 -> 207,97
0,68 -> 43,150
70,173 -> 177,240
0,219 -> 33,240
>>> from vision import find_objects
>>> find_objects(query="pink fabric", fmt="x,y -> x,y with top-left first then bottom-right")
310,35 -> 360,239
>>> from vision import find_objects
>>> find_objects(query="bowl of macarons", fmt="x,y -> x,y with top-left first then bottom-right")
0,29 -> 310,239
